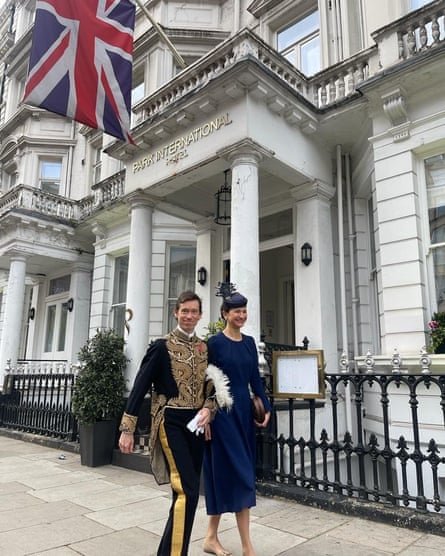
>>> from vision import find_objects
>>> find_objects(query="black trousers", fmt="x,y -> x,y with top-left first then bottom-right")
157,407 -> 205,556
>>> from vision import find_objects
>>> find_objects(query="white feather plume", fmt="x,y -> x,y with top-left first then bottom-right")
205,364 -> 233,410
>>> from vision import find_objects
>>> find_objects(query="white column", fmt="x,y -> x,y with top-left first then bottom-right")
68,263 -> 92,363
220,140 -> 272,342
125,193 -> 154,385
195,218 -> 220,337
292,181 -> 338,372
0,253 -> 27,380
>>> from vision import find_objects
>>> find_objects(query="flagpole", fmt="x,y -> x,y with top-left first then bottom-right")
132,0 -> 186,69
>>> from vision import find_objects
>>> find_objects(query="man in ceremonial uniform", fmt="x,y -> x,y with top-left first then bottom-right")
119,290 -> 216,556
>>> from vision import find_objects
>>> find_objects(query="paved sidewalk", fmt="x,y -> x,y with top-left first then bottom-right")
0,436 -> 444,555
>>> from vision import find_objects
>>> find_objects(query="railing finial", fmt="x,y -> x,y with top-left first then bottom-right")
419,347 -> 432,374
339,351 -> 349,374
391,348 -> 403,374
365,350 -> 375,374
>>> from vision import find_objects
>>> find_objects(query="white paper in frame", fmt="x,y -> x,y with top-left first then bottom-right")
272,350 -> 325,399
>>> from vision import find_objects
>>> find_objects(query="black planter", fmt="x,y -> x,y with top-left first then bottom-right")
435,341 -> 445,354
79,420 -> 117,467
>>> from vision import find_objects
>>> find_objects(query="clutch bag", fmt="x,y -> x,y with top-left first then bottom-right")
252,395 -> 266,423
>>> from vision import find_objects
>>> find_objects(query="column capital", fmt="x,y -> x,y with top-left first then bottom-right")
70,261 -> 94,274
125,189 -> 157,210
195,217 -> 217,235
217,138 -> 274,166
291,180 -> 336,203
8,250 -> 28,263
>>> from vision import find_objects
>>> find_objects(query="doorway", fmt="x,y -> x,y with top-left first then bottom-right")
260,245 -> 295,345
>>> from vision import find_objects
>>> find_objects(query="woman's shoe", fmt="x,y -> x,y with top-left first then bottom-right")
203,542 -> 232,556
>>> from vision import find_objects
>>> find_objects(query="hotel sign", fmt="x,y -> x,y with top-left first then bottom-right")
132,113 -> 232,173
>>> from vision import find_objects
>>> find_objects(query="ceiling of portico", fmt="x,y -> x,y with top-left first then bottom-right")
136,154 -> 310,223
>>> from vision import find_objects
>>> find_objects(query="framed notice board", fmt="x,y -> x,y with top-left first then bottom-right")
272,350 -> 325,399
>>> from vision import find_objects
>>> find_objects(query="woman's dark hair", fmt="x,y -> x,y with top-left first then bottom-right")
175,290 -> 202,313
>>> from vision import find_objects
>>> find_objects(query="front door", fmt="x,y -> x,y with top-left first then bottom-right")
260,245 -> 295,345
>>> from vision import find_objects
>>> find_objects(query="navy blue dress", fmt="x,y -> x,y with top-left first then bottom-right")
203,332 -> 271,514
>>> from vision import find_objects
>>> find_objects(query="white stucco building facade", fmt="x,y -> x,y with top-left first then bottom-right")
0,0 -> 444,387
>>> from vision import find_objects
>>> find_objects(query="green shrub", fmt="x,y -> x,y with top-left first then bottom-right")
72,329 -> 127,424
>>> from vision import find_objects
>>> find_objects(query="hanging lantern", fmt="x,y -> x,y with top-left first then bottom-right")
214,169 -> 231,226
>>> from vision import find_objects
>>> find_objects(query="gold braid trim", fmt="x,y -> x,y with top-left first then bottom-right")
119,412 -> 138,433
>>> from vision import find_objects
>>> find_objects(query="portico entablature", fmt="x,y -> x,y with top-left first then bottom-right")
0,213 -> 91,266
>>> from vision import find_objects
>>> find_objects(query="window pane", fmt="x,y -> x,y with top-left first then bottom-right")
278,11 -> 319,51
168,246 -> 196,298
426,154 -> 445,243
44,305 -> 56,352
301,35 -> 321,75
426,153 -> 445,311
57,302 -> 68,351
40,160 -> 62,195
411,0 -> 429,10
111,254 -> 129,337
132,81 -> 144,105
113,255 -> 129,303
167,246 -> 196,332
49,275 -> 71,295
433,246 -> 445,312
111,305 -> 126,337
259,209 -> 293,242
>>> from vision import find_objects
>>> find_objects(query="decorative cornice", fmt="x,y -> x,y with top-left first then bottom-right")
291,180 -> 336,203
247,0 -> 283,18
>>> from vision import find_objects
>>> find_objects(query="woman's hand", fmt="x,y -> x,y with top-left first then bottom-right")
118,431 -> 134,453
204,423 -> 212,441
255,411 -> 271,428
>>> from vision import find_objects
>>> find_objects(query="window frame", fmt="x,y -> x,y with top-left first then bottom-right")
42,275 -> 71,358
277,8 -> 321,76
110,253 -> 129,338
164,243 -> 197,334
34,152 -> 67,196
422,151 -> 445,313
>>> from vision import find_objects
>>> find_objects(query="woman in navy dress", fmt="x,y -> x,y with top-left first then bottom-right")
203,291 -> 271,556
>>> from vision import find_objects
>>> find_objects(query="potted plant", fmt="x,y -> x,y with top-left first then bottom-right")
427,312 -> 445,354
72,328 -> 127,466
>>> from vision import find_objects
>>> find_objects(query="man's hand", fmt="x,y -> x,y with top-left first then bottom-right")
197,406 -> 211,427
119,432 -> 134,453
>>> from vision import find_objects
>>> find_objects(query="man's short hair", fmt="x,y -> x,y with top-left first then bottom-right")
175,290 -> 202,313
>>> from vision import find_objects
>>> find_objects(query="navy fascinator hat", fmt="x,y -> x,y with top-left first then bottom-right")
224,292 -> 248,309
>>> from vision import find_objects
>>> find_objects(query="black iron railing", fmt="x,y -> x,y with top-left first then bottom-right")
258,371 -> 445,514
0,361 -> 78,441
3,348 -> 445,518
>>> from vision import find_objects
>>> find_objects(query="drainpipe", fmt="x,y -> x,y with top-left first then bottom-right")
66,121 -> 76,198
345,153 -> 359,368
337,145 -> 352,434
233,0 -> 241,32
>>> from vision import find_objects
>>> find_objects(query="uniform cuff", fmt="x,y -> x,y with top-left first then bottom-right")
119,412 -> 138,433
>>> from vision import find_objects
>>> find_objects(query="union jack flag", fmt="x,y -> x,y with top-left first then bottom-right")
23,0 -> 135,143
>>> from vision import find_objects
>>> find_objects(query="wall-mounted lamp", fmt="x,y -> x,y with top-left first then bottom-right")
214,169 -> 231,226
28,307 -> 35,320
197,267 -> 207,286
301,242 -> 312,266
67,298 -> 74,312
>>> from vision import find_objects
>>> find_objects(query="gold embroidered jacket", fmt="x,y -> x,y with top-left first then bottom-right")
120,329 -> 215,434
